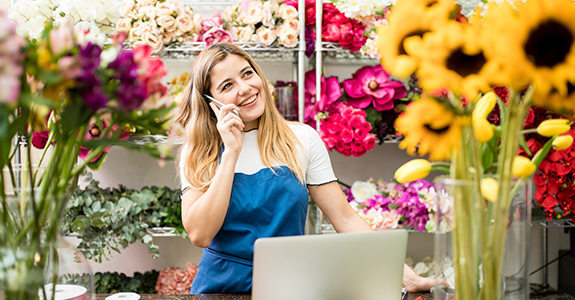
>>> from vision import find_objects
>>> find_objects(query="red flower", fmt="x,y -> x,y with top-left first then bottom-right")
319,104 -> 377,157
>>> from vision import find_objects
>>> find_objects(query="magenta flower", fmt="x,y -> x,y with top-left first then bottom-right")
342,65 -> 407,111
304,69 -> 342,127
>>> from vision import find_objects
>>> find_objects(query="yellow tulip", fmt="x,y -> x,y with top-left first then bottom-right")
473,92 -> 497,118
512,156 -> 536,178
480,178 -> 499,202
394,159 -> 431,183
537,119 -> 570,137
472,116 -> 494,142
553,135 -> 573,150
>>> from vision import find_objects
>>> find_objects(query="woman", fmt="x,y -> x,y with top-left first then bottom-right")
176,42 -> 436,294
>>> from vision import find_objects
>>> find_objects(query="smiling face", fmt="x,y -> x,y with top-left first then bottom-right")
209,54 -> 266,131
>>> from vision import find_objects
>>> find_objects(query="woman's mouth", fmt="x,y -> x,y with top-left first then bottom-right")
239,94 -> 257,107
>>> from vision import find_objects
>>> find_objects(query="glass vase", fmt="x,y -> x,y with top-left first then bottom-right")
433,177 -> 531,300
275,86 -> 298,121
0,189 -> 94,300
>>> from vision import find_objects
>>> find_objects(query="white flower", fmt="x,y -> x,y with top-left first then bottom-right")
141,32 -> 163,52
222,6 -> 236,21
175,14 -> 194,33
378,209 -> 401,230
115,18 -> 132,32
100,45 -> 120,67
9,1 -> 40,22
280,18 -> 299,32
156,2 -> 176,17
245,2 -> 263,25
277,27 -> 298,48
413,262 -> 430,276
278,4 -> 298,20
156,15 -> 176,32
238,25 -> 254,42
161,31 -> 174,43
261,6 -> 274,27
192,14 -> 203,33
17,16 -> 48,40
350,181 -> 378,203
74,21 -> 106,46
256,26 -> 276,46
119,0 -> 136,16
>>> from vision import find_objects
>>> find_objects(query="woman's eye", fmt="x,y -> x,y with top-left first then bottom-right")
222,83 -> 232,91
243,70 -> 253,77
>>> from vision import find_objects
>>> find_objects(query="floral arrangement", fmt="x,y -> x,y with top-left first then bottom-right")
292,0 -> 367,54
0,16 -> 176,299
221,0 -> 300,47
487,86 -> 575,222
319,104 -> 377,157
381,0 -> 575,298
156,263 -> 198,294
115,0 -> 203,52
198,13 -> 233,46
9,0 -> 120,44
344,179 -> 452,232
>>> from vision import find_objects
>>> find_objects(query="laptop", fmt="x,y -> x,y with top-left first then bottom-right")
252,230 -> 408,300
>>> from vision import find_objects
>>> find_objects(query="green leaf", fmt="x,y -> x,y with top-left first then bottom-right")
142,234 -> 153,244
90,212 -> 105,227
518,134 -> 532,156
497,96 -> 508,128
532,137 -> 555,167
364,106 -> 382,130
87,151 -> 109,171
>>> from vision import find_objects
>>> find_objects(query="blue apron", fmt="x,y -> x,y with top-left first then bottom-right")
190,166 -> 309,294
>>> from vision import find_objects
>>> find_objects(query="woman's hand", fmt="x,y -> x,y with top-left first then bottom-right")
402,264 -> 449,292
210,102 -> 244,154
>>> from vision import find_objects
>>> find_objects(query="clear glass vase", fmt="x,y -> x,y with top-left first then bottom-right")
0,190 -> 94,300
433,177 -> 531,300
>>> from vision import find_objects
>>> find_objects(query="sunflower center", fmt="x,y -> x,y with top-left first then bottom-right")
524,19 -> 573,68
446,47 -> 486,77
425,0 -> 438,8
399,30 -> 429,55
368,80 -> 379,90
424,123 -> 450,134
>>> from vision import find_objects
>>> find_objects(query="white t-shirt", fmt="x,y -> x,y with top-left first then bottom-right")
180,123 -> 337,189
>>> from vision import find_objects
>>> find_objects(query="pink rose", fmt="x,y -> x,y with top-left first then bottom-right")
363,134 -> 377,151
200,27 -> 233,46
322,23 -> 340,42
341,127 -> 353,143
349,114 -> 365,129
202,13 -> 222,32
141,32 -> 162,52
49,24 -> 74,55
155,2 -> 175,16
238,26 -> 255,42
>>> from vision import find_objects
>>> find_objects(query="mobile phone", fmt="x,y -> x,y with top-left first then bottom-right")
204,94 -> 239,116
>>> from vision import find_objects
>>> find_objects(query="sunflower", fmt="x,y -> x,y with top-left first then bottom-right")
535,80 -> 575,113
415,17 -> 497,100
395,97 -> 469,161
376,0 -> 455,78
484,0 -> 575,109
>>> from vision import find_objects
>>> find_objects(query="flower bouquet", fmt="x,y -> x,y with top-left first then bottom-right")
377,0 -> 575,298
221,0 -> 300,47
344,179 -> 453,232
0,15 -> 177,299
155,263 -> 198,294
115,0 -> 203,52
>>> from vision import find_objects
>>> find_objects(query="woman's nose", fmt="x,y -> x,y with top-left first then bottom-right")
237,80 -> 251,95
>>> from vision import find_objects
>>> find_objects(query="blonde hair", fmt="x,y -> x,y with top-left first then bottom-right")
175,43 -> 304,191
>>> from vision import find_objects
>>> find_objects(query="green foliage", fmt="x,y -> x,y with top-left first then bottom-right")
60,271 -> 160,294
61,174 -> 185,263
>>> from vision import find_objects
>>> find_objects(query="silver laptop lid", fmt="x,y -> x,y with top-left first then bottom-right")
253,230 -> 408,300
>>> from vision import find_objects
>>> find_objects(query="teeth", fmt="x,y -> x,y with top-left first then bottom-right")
240,95 -> 257,106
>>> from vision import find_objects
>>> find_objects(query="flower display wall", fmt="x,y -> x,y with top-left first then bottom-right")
115,0 -> 203,52
9,0 -> 120,44
221,0 -> 300,47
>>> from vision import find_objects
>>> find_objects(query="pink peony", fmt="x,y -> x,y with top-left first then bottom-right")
320,103 -> 377,157
132,44 -> 168,97
304,69 -> 343,127
343,65 -> 407,111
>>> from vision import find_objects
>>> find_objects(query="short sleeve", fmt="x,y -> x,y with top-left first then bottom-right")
179,144 -> 192,190
303,126 -> 337,185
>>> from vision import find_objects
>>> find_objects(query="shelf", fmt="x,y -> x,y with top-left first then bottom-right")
532,219 -> 575,228
127,135 -> 183,145
146,227 -> 180,237
157,42 -> 300,63
321,42 -> 377,65
381,134 -> 403,144
179,0 -> 239,11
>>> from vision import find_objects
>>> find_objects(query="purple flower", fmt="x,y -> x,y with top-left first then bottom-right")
342,65 -> 407,111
